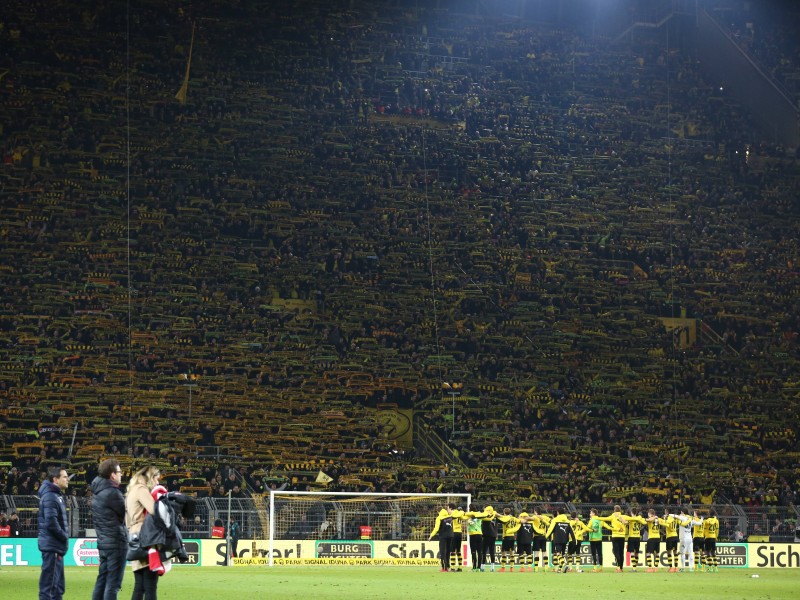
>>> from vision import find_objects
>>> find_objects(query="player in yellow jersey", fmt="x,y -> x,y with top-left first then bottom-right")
597,505 -> 627,572
625,508 -> 648,572
691,509 -> 705,571
658,510 -> 680,572
479,505 -> 498,571
496,508 -> 521,571
644,509 -> 662,572
531,508 -> 551,572
703,509 -> 720,572
450,505 -> 466,571
568,512 -> 592,572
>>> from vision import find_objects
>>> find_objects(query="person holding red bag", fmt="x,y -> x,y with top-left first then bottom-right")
126,466 -> 161,600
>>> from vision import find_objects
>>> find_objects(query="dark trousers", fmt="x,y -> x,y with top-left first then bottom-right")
470,534 -> 482,568
39,551 -> 65,600
481,536 -> 497,566
131,568 -> 159,600
612,538 -> 625,567
590,540 -> 603,565
92,544 -> 127,600
225,539 -> 239,565
438,536 -> 452,570
451,533 -> 462,565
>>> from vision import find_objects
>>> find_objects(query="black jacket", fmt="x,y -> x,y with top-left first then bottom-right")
9,517 -> 20,537
90,476 -> 127,550
134,492 -> 195,564
481,517 -> 498,538
38,480 -> 68,554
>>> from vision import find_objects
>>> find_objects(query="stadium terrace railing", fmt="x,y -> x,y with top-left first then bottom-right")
413,413 -> 464,468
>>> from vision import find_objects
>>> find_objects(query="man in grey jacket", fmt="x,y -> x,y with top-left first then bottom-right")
91,459 -> 127,600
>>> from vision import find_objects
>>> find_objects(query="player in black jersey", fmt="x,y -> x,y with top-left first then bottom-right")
429,504 -> 454,572
545,508 -> 576,573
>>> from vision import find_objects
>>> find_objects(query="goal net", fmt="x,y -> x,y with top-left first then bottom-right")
259,491 -> 471,566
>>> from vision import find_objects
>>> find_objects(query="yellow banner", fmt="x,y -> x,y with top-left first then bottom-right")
207,540 -> 800,569
272,558 -> 440,566
376,408 -> 413,447
748,543 -> 800,568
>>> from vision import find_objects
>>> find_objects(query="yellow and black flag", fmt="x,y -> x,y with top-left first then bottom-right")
315,470 -> 333,485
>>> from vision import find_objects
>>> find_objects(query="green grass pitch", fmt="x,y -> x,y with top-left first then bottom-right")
2,566 -> 796,599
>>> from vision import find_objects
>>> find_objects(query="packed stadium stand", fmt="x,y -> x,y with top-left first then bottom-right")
0,0 -> 798,539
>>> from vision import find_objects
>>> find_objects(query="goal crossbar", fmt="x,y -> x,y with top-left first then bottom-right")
266,490 -> 471,566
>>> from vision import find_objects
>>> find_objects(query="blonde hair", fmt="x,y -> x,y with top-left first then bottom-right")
127,465 -> 160,495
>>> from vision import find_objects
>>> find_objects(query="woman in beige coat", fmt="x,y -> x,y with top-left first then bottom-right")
126,466 -> 160,600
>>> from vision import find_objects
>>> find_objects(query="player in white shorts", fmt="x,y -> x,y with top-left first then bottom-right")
672,508 -> 702,571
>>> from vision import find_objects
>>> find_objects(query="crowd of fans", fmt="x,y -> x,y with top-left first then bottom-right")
1,0 -> 798,535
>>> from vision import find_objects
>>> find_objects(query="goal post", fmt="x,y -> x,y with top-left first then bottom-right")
264,490 -> 471,566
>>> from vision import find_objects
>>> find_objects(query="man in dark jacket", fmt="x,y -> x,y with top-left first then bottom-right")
91,459 -> 127,600
9,511 -> 21,537
38,465 -> 69,600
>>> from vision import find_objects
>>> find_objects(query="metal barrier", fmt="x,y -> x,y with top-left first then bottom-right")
1,495 -> 795,542
741,505 -> 799,542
